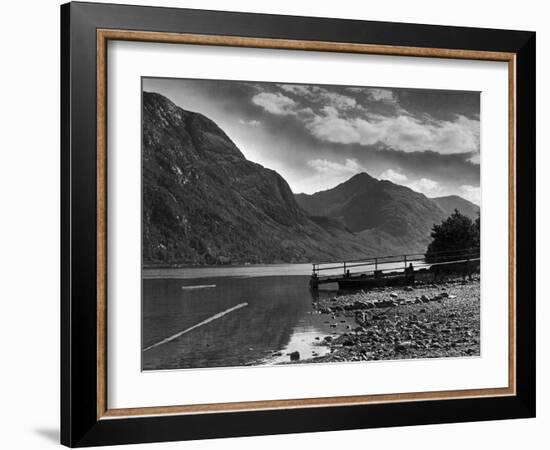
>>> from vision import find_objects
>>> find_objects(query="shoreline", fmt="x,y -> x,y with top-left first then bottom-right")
284,276 -> 480,364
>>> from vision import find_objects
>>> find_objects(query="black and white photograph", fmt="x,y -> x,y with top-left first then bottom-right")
141,78 -> 481,370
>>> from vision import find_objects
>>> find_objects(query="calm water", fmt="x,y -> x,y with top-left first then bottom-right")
142,265 -> 350,370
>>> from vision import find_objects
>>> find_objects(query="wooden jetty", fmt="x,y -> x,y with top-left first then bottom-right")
310,248 -> 480,290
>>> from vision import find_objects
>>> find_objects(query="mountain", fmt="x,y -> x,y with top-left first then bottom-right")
295,174 -> 467,255
431,195 -> 479,220
142,92 -> 380,266
143,91 -> 478,266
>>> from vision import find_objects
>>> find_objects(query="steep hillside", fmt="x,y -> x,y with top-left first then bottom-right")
142,92 -> 379,265
143,91 -> 478,265
295,173 -> 457,254
431,195 -> 480,220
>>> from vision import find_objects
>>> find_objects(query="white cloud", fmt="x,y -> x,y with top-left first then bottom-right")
277,84 -> 357,110
378,169 -> 480,205
322,91 -> 356,110
307,158 -> 362,175
378,169 -> 443,197
238,119 -> 261,126
379,168 -> 408,184
253,85 -> 479,160
305,106 -> 361,144
467,152 -> 480,164
303,158 -> 364,192
278,84 -> 314,96
305,107 -> 479,156
367,88 -> 398,104
457,185 -> 481,205
408,178 -> 443,197
252,92 -> 297,115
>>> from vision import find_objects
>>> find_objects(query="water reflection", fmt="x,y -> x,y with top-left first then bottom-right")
142,275 -> 338,370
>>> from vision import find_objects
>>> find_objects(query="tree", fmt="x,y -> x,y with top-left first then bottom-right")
425,209 -> 480,263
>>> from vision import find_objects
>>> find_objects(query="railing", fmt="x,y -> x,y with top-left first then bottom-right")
311,247 -> 480,280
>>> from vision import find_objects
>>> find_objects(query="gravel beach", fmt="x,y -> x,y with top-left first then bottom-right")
305,276 -> 480,363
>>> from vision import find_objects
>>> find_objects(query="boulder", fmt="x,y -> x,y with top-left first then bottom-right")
289,351 -> 300,361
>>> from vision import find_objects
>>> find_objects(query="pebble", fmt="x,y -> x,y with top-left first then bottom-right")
395,341 -> 413,352
307,278 -> 480,363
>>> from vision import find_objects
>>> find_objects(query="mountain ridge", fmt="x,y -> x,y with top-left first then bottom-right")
143,91 -> 479,266
294,174 -> 479,256
143,92 -> 385,265
431,195 -> 479,220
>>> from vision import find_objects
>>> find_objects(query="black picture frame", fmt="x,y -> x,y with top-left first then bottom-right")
61,1 -> 536,447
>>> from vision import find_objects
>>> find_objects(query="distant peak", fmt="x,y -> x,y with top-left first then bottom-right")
350,172 -> 374,180
431,194 -> 461,200
340,172 -> 375,187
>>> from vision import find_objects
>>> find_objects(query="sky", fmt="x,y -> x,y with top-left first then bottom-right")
143,77 -> 481,205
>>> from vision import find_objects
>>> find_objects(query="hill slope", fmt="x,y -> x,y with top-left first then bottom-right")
295,173 -> 462,254
431,195 -> 479,220
142,92 -> 380,265
143,91 -> 478,265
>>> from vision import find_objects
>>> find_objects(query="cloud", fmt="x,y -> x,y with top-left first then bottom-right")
467,152 -> 480,164
307,158 -> 362,175
380,168 -> 432,193
278,84 -> 314,96
378,169 -> 480,205
303,158 -> 364,193
367,88 -> 398,104
306,107 -> 479,156
380,168 -> 442,196
254,85 -> 479,159
408,178 -> 442,197
322,91 -> 357,110
252,92 -> 297,115
457,185 -> 481,205
379,168 -> 408,184
238,119 -> 261,126
277,84 -> 357,110
305,106 -> 362,144
345,87 -> 398,105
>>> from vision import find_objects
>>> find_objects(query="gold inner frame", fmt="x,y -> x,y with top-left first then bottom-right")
96,29 -> 517,420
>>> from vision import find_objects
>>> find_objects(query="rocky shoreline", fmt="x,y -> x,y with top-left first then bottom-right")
293,276 -> 480,363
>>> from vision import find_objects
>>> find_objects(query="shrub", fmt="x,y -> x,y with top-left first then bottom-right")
425,209 -> 479,263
